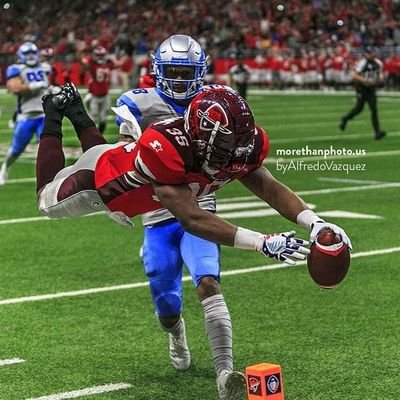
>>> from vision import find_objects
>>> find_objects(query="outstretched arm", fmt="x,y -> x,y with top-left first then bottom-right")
239,166 -> 352,248
153,182 -> 310,265
154,183 -> 238,246
239,166 -> 308,223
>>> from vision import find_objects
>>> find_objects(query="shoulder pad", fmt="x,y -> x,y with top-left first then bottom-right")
116,92 -> 143,122
111,105 -> 142,140
6,64 -> 22,80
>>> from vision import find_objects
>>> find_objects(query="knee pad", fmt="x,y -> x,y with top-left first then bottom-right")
154,292 -> 182,318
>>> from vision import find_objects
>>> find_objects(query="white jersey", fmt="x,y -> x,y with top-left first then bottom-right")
115,87 -> 216,226
6,62 -> 51,117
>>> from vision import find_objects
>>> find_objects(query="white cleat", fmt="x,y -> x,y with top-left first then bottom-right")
169,318 -> 191,371
217,370 -> 246,400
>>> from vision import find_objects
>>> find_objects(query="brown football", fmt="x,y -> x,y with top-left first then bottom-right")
307,228 -> 350,289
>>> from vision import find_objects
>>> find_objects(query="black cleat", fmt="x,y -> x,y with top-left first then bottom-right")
339,117 -> 347,131
375,131 -> 386,140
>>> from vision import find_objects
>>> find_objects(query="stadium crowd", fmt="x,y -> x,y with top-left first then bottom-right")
1,0 -> 400,89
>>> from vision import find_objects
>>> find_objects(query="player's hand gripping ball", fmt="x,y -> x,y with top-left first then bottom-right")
307,228 -> 350,289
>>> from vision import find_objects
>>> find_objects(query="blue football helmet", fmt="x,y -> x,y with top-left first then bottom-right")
153,34 -> 208,101
17,42 -> 40,67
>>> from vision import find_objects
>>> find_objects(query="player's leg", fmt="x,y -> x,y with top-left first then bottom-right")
82,92 -> 92,113
0,118 -> 36,185
366,90 -> 385,139
61,84 -> 107,152
37,84 -> 113,218
142,221 -> 190,370
36,94 -> 68,193
98,95 -> 110,134
340,89 -> 366,131
89,96 -> 100,128
181,232 -> 245,400
37,92 -> 110,217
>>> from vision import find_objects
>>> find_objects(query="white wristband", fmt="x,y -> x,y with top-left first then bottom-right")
296,209 -> 323,229
234,227 -> 265,251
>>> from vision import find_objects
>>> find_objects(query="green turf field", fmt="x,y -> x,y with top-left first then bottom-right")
0,90 -> 399,400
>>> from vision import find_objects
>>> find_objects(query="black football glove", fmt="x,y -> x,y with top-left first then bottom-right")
56,83 -> 96,134
51,82 -> 79,109
41,93 -> 64,137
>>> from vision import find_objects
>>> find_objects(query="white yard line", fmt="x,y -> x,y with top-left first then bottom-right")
0,216 -> 52,225
317,177 -> 388,185
296,182 -> 400,196
24,383 -> 132,400
1,246 -> 399,306
0,213 -> 104,225
0,177 -> 36,184
217,201 -> 314,212
0,358 -> 25,367
219,208 -> 382,220
317,210 -> 382,220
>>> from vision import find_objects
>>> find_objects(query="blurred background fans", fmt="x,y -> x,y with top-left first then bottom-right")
0,0 -> 400,90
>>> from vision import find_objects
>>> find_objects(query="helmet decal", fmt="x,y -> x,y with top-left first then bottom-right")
185,89 -> 255,181
197,103 -> 232,135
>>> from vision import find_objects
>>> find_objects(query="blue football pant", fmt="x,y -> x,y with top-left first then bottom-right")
142,219 -> 221,318
10,116 -> 45,156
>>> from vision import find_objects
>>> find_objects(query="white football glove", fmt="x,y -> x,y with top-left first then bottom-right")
310,221 -> 352,250
259,230 -> 310,265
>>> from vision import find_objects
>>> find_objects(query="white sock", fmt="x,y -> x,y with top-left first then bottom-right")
202,294 -> 233,376
157,314 -> 183,338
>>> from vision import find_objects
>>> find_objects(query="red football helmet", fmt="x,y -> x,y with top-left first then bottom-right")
93,46 -> 107,64
185,88 -> 255,180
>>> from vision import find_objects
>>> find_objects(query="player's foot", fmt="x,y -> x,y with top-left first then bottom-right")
339,116 -> 347,131
217,370 -> 246,400
169,318 -> 191,371
375,130 -> 386,140
0,163 -> 8,186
